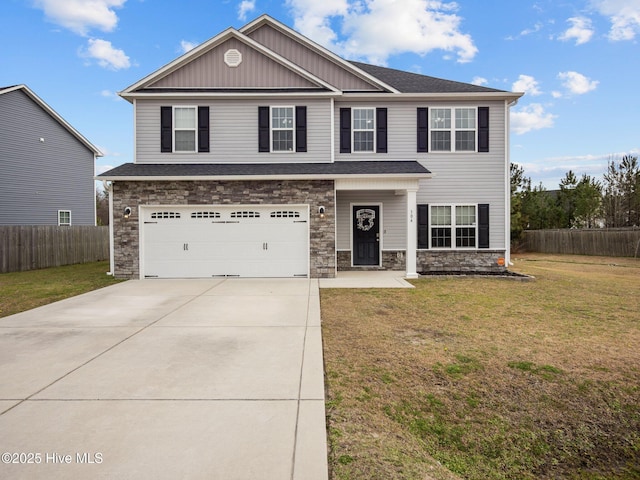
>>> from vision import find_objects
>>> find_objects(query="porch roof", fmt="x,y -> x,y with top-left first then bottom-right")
97,161 -> 431,181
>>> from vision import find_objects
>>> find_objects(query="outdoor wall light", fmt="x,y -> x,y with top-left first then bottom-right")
123,206 -> 132,219
318,206 -> 326,218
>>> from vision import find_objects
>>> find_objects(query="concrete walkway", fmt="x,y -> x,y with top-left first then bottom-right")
0,278 -> 327,480
319,270 -> 415,289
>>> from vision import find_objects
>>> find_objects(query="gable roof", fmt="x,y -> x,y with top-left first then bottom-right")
0,85 -> 103,157
120,27 -> 341,100
350,62 -> 509,94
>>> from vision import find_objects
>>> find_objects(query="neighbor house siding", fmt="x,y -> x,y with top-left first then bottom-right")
135,97 -> 332,163
245,24 -> 382,92
149,38 -> 319,89
0,89 -> 95,226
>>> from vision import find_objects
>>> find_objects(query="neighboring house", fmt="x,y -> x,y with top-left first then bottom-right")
98,15 -> 523,279
0,85 -> 102,226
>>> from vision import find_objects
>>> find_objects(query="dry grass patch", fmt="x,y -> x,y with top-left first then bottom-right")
321,254 -> 640,479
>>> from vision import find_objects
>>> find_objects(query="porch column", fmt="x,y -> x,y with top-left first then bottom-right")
406,188 -> 418,278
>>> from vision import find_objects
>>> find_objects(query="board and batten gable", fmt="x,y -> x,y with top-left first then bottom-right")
148,37 -> 320,90
0,89 -> 96,225
334,99 -> 508,249
134,97 -> 332,164
244,23 -> 383,92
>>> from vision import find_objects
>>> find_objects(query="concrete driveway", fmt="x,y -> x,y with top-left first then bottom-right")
0,278 -> 327,480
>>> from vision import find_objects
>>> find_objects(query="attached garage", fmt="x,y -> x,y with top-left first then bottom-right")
140,205 -> 309,278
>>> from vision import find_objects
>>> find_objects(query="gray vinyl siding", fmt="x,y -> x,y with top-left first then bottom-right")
150,38 -> 319,89
335,100 -> 507,249
135,97 -> 332,163
336,191 -> 407,250
0,90 -> 95,226
246,24 -> 382,92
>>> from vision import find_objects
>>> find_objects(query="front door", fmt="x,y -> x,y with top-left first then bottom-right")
352,205 -> 380,266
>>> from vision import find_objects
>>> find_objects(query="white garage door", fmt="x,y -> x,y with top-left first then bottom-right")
141,205 -> 309,278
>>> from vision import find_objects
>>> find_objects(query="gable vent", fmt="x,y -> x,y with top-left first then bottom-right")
151,212 -> 181,219
224,49 -> 242,67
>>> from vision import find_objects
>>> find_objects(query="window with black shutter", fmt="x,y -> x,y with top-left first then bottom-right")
478,203 -> 490,248
160,106 -> 209,153
417,204 -> 429,249
417,107 -> 428,153
478,107 -> 489,152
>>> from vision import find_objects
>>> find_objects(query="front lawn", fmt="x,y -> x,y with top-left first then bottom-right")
0,262 -> 122,318
321,254 -> 640,479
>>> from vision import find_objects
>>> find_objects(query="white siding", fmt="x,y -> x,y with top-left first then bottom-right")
135,98 -> 332,164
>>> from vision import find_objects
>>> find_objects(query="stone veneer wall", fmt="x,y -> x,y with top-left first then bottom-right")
112,180 -> 336,279
337,249 -> 507,273
337,250 -> 406,271
417,249 -> 506,273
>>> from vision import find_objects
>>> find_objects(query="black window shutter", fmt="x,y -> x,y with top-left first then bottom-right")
295,106 -> 307,152
376,107 -> 387,153
197,106 -> 210,153
418,204 -> 429,249
478,107 -> 489,152
339,108 -> 351,153
478,203 -> 490,248
417,107 -> 428,153
258,106 -> 270,152
160,106 -> 172,153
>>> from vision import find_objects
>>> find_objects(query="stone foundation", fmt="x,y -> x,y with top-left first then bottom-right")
417,249 -> 507,273
111,179 -> 336,279
337,250 -> 406,271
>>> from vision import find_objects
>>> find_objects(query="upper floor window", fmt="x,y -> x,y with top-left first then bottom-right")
174,106 -> 197,152
430,107 -> 476,152
58,210 -> 71,226
160,106 -> 210,153
271,106 -> 294,152
353,108 -> 375,152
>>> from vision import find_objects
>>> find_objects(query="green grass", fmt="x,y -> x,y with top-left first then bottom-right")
321,253 -> 640,480
0,262 -> 123,317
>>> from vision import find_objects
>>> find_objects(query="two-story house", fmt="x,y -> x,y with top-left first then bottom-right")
98,14 -> 523,279
1,84 -> 102,226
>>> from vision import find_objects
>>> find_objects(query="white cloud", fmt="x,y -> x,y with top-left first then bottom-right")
471,76 -> 488,86
179,40 -> 198,53
558,71 -> 599,95
591,0 -> 640,40
287,0 -> 478,65
238,0 -> 256,21
99,89 -> 121,100
34,0 -> 126,36
511,103 -> 557,135
512,74 -> 542,96
559,16 -> 594,45
83,38 -> 130,70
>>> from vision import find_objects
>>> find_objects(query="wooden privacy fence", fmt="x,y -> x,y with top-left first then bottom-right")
523,228 -> 640,257
0,226 -> 109,274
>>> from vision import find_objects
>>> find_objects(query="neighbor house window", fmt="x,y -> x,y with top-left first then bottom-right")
58,210 -> 71,226
174,106 -> 197,152
271,106 -> 294,152
352,108 -> 375,152
430,205 -> 477,248
430,107 -> 476,152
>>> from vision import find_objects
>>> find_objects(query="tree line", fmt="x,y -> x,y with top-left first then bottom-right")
511,155 -> 640,242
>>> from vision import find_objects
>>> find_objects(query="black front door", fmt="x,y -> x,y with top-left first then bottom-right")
352,205 -> 380,266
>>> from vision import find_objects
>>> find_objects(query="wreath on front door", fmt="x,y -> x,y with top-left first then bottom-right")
356,208 -> 376,231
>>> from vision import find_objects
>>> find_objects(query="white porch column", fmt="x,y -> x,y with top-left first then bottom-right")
406,188 -> 418,278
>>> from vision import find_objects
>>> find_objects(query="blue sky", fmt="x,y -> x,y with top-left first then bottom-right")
2,0 -> 639,189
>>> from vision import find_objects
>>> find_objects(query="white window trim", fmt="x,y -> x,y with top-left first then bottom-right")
173,105 -> 197,153
429,203 -> 478,250
352,107 -> 376,153
58,210 -> 71,226
428,107 -> 478,153
270,105 -> 295,153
